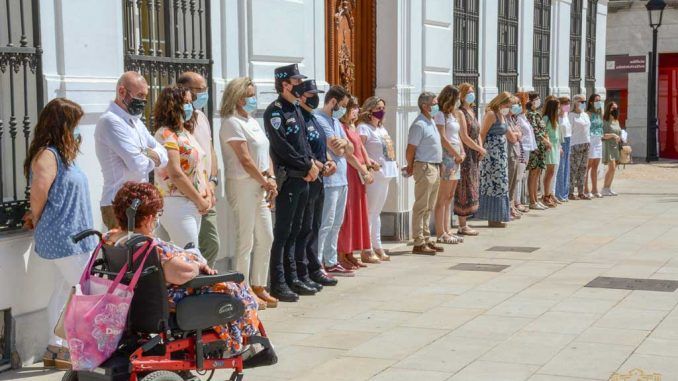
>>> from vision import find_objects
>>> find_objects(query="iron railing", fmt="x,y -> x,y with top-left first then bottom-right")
533,0 -> 551,101
569,0 -> 583,97
585,0 -> 598,97
123,0 -> 213,132
453,0 -> 479,108
497,0 -> 519,94
0,0 -> 43,233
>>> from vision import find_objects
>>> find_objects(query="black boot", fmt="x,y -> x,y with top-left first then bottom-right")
310,270 -> 338,286
270,283 -> 299,302
300,276 -> 323,292
288,279 -> 317,295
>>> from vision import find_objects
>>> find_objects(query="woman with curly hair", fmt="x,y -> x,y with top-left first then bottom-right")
24,98 -> 98,368
153,86 -> 212,248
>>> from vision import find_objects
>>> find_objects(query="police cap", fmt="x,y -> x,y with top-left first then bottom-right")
274,64 -> 307,81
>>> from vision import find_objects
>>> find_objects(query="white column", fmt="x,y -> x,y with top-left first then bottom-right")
478,0 -> 499,107
518,0 -> 535,91
422,0 -> 454,93
595,0 -> 608,97
552,0 -> 573,97
580,0 -> 588,96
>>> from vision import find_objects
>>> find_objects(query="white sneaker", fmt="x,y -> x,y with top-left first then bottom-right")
594,192 -> 603,198
609,190 -> 618,196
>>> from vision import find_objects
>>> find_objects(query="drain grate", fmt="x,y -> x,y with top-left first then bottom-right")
450,263 -> 510,272
584,276 -> 678,292
486,246 -> 540,253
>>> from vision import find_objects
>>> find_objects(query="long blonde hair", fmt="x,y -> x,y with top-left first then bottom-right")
359,96 -> 385,125
487,91 -> 512,113
220,77 -> 254,117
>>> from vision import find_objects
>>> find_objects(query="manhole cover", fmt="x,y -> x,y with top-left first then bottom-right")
584,276 -> 678,292
486,246 -> 540,253
450,263 -> 510,272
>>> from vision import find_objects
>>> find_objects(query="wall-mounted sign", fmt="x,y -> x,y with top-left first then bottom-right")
606,55 -> 647,73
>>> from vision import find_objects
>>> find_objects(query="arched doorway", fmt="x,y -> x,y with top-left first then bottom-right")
325,0 -> 376,103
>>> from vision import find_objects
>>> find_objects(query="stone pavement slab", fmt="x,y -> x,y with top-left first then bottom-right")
4,163 -> 678,380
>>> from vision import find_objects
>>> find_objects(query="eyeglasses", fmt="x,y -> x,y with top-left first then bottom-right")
156,209 -> 164,217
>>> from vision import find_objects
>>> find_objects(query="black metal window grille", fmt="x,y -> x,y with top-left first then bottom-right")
453,0 -> 479,106
497,0 -> 519,94
585,0 -> 597,97
0,0 -> 43,233
533,0 -> 551,100
569,0 -> 583,97
123,0 -> 213,132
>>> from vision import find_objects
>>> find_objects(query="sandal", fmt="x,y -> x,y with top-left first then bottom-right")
375,248 -> 390,261
457,226 -> 479,236
359,252 -> 379,265
436,234 -> 461,244
43,345 -> 60,368
54,349 -> 72,370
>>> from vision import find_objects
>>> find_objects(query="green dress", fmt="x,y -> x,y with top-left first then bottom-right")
526,111 -> 547,170
543,116 -> 560,165
602,120 -> 622,164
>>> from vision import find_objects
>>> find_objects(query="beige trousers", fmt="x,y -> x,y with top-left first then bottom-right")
411,162 -> 441,246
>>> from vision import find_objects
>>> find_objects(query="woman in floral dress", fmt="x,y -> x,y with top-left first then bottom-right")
455,83 -> 486,236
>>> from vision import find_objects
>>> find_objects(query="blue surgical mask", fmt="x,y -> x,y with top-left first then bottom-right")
73,126 -> 81,140
243,96 -> 258,114
511,104 -> 522,115
465,92 -> 476,104
183,103 -> 194,121
430,104 -> 440,117
579,102 -> 586,111
595,101 -> 604,110
333,106 -> 347,119
192,91 -> 209,110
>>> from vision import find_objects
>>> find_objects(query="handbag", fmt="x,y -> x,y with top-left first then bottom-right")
63,240 -> 156,371
620,144 -> 633,164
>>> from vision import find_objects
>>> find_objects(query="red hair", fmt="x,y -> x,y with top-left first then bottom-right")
112,182 -> 164,229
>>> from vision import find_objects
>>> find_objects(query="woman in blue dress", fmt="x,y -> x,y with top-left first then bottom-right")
475,92 -> 512,228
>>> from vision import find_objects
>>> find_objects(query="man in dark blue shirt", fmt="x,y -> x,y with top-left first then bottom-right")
263,64 -> 321,302
294,80 -> 339,290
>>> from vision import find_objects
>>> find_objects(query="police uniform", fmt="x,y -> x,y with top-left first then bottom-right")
263,64 -> 316,300
293,80 -> 336,287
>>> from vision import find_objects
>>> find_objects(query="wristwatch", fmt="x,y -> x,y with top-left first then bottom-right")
209,176 -> 219,186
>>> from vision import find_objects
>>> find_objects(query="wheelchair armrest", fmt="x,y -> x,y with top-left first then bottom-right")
181,271 -> 245,288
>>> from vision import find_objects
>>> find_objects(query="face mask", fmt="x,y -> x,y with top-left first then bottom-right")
243,96 -> 258,113
333,106 -> 347,119
430,104 -> 440,116
305,95 -> 320,110
579,102 -> 586,111
610,109 -> 619,118
500,107 -> 510,116
183,103 -> 194,121
595,101 -> 604,110
561,104 -> 570,113
372,110 -> 385,120
123,90 -> 147,117
72,126 -> 81,140
533,99 -> 542,109
192,91 -> 209,110
511,104 -> 522,115
465,92 -> 475,104
154,218 -> 160,231
291,83 -> 305,98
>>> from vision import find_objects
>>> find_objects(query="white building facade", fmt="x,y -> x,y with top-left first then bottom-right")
0,0 -> 607,366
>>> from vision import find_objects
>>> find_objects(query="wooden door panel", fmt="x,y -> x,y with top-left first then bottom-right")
326,0 -> 375,103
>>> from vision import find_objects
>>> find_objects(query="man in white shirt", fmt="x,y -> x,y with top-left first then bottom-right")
177,71 -> 221,266
95,71 -> 168,229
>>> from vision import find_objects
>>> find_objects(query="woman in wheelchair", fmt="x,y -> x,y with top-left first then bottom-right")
106,181 -> 262,357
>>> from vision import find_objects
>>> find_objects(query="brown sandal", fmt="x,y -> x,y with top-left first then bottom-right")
252,286 -> 278,308
375,249 -> 390,261
360,251 -> 380,264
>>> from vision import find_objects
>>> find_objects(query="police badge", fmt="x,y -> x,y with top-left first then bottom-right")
271,117 -> 282,130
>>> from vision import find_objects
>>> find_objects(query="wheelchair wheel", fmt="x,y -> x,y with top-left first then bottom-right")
140,370 -> 184,381
61,371 -> 78,381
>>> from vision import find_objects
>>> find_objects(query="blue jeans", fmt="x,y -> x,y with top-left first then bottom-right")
556,137 -> 571,199
317,185 -> 348,267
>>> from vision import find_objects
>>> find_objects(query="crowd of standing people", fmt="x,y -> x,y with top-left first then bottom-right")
24,64 -> 628,367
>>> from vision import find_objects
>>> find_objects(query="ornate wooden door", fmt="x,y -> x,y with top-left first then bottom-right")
326,0 -> 376,103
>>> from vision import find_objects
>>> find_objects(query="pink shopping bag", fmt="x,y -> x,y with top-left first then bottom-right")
64,240 -> 156,371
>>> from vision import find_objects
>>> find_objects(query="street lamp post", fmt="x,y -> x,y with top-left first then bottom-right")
646,0 -> 666,162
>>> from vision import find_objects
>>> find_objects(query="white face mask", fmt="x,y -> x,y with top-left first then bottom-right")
500,107 -> 510,116
533,99 -> 542,109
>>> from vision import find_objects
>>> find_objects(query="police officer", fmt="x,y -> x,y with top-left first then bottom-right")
264,64 -> 321,302
294,80 -> 339,289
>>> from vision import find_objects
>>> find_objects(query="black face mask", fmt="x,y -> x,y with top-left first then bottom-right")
291,83 -> 305,98
610,109 -> 619,118
305,95 -> 320,109
123,90 -> 147,117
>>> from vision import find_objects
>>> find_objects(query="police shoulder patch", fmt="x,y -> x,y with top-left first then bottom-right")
271,117 -> 282,130
274,101 -> 282,108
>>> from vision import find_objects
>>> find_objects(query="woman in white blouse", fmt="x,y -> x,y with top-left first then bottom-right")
219,77 -> 278,308
358,96 -> 398,261
567,94 -> 591,199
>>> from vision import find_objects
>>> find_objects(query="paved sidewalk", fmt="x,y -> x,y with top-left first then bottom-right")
4,162 -> 678,380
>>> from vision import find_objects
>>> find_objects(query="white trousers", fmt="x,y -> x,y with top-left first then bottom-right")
46,251 -> 91,346
226,177 -> 274,286
160,196 -> 202,249
366,172 -> 392,250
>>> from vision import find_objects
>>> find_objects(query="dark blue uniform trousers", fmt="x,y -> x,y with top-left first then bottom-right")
293,179 -> 324,279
